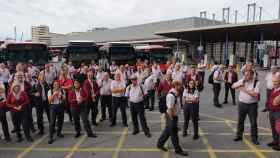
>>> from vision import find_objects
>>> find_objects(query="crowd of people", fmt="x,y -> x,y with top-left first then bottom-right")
0,59 -> 279,156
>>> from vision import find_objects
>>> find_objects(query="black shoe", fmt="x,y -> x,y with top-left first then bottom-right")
252,140 -> 260,145
110,123 -> 116,127
132,131 -> 139,135
234,137 -> 242,141
48,139 -> 54,144
27,137 -> 34,142
272,145 -> 280,151
223,101 -> 228,104
215,104 -> 222,108
157,145 -> 168,152
88,133 -> 97,138
100,118 -> 106,122
262,108 -> 268,112
182,131 -> 188,137
75,133 -> 81,138
11,129 -> 16,133
175,150 -> 189,156
267,141 -> 278,147
92,122 -> 98,126
57,133 -> 64,138
145,133 -> 152,138
149,108 -> 154,111
123,124 -> 128,127
193,135 -> 199,140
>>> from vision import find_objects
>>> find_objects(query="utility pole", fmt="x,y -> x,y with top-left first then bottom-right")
235,10 -> 238,23
222,7 -> 230,23
247,3 -> 257,22
14,26 -> 17,41
259,7 -> 262,22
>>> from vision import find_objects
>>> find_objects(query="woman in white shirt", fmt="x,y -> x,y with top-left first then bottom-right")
182,80 -> 200,140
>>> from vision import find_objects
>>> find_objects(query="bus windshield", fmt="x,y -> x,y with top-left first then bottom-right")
150,49 -> 173,63
110,47 -> 135,61
68,47 -> 99,60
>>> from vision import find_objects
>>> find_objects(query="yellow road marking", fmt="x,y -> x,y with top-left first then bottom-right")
64,134 -> 87,158
224,121 -> 266,158
16,135 -> 48,158
160,114 -> 169,158
111,127 -> 128,158
199,127 -> 218,158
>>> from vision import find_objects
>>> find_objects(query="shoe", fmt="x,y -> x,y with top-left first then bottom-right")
100,118 -> 106,122
262,108 -> 268,112
215,104 -> 222,108
57,133 -> 64,138
267,141 -> 278,147
149,108 -> 154,111
234,137 -> 242,141
175,150 -> 189,156
48,139 -> 54,144
182,131 -> 188,137
157,145 -> 168,152
27,137 -> 34,142
88,133 -> 97,138
193,135 -> 199,140
75,133 -> 81,138
92,122 -> 98,126
132,131 -> 139,135
272,146 -> 280,151
223,101 -> 228,104
110,123 -> 116,127
145,133 -> 152,138
123,124 -> 128,127
252,139 -> 260,145
11,129 -> 16,133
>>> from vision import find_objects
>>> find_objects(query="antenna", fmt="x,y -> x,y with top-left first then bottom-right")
20,32 -> 24,41
14,26 -> 17,41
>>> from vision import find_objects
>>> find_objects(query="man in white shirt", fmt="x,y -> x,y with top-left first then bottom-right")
232,70 -> 260,145
197,60 -> 206,84
98,72 -> 112,121
144,70 -> 157,111
213,65 -> 224,108
125,75 -> 151,137
263,65 -> 279,112
110,72 -> 127,127
172,64 -> 184,82
157,81 -> 188,156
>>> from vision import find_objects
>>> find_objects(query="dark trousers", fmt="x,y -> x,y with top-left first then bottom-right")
27,104 -> 35,131
269,111 -> 280,143
213,83 -> 221,106
224,82 -> 236,103
88,96 -> 99,124
130,101 -> 149,133
265,89 -> 272,109
198,71 -> 205,84
49,104 -> 64,140
183,103 -> 199,136
35,100 -> 50,132
100,95 -> 112,120
145,90 -> 155,110
0,108 -> 10,140
236,102 -> 258,140
11,107 -> 31,139
157,116 -> 182,152
70,105 -> 93,135
111,97 -> 127,125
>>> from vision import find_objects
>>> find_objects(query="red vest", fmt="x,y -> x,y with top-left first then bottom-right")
267,87 -> 280,112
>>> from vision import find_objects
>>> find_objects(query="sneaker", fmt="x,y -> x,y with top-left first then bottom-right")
48,139 -> 54,144
145,132 -> 152,138
223,101 -> 228,104
175,150 -> 189,156
234,137 -> 242,142
132,131 -> 139,135
88,133 -> 97,138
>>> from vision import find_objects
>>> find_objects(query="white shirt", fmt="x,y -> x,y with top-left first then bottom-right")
125,84 -> 146,103
110,65 -> 117,74
265,72 -> 273,90
197,63 -> 206,72
48,89 -> 65,105
98,79 -> 112,95
233,79 -> 260,104
213,70 -> 223,83
172,70 -> 184,82
166,88 -> 179,115
152,65 -> 162,79
183,89 -> 199,104
144,74 -> 157,91
43,69 -> 57,85
111,80 -> 126,97
211,65 -> 219,72
0,68 -> 10,83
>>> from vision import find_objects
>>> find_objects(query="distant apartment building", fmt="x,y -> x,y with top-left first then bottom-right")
31,25 -> 51,45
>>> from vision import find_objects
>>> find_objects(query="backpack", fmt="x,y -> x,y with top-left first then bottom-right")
208,71 -> 215,84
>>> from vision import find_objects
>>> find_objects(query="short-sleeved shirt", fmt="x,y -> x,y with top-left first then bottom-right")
166,88 -> 179,115
48,89 -> 65,105
213,70 -> 223,84
125,84 -> 146,103
233,79 -> 260,104
111,80 -> 126,97
183,89 -> 199,103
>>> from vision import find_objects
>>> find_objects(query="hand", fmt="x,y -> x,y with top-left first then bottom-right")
35,92 -> 40,97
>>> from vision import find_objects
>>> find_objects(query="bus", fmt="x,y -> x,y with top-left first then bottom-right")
135,45 -> 173,71
63,40 -> 99,67
99,42 -> 136,65
0,42 -> 50,67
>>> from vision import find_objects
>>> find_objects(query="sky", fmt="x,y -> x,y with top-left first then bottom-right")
0,0 -> 279,40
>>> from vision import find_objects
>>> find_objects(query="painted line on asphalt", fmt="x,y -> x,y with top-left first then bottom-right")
64,134 -> 87,158
111,127 -> 128,158
160,114 -> 169,158
199,127 -> 218,158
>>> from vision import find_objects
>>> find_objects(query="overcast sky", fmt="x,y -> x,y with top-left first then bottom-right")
0,0 -> 278,40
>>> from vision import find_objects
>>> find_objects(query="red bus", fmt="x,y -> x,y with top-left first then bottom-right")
135,45 -> 173,71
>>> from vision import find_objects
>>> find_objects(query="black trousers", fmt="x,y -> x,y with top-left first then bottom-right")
224,82 -> 236,103
236,102 -> 258,140
265,89 -> 272,109
11,107 -> 31,139
100,95 -> 112,120
49,104 -> 64,140
198,71 -> 205,84
157,115 -> 182,152
213,83 -> 221,106
87,96 -> 99,124
35,100 -> 50,132
183,103 -> 199,136
27,103 -> 35,131
70,105 -> 93,135
145,90 -> 155,110
111,97 -> 127,125
269,111 -> 280,143
0,108 -> 10,140
130,101 -> 149,133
